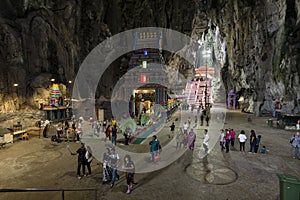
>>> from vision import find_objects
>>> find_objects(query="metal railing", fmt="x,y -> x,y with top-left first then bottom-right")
0,188 -> 98,200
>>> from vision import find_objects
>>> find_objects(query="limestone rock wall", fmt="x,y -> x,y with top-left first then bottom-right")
213,0 -> 300,115
0,0 -> 196,112
0,0 -> 299,119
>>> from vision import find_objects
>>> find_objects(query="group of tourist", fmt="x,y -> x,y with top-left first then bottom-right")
174,120 -> 209,154
219,128 -> 265,154
72,144 -> 137,194
70,143 -> 93,179
102,146 -> 138,194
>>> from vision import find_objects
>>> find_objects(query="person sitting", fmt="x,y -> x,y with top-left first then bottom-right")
260,146 -> 267,154
22,133 -> 29,140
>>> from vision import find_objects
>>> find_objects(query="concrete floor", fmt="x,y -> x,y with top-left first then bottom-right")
0,110 -> 299,200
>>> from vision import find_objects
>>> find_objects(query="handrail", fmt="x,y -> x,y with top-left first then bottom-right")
0,188 -> 98,200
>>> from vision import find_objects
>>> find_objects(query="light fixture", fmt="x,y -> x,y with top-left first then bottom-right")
140,75 -> 146,83
142,61 -> 147,68
51,79 -> 55,82
13,83 -> 18,87
68,80 -> 72,83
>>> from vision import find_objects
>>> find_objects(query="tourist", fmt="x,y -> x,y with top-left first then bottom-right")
111,117 -> 117,128
149,135 -> 161,162
176,128 -> 184,149
183,122 -> 189,134
188,129 -> 196,150
105,125 -> 111,142
110,148 -> 120,188
183,132 -> 188,148
224,129 -> 231,153
200,114 -> 204,126
43,123 -> 49,138
194,115 -> 198,125
203,129 -> 209,153
296,121 -> 300,130
260,146 -> 267,154
205,115 -> 210,126
71,143 -> 86,179
123,155 -> 135,194
124,126 -> 131,145
188,117 -> 191,127
238,130 -> 247,153
102,148 -> 111,184
219,129 -> 225,151
85,145 -> 93,176
249,130 -> 257,153
103,120 -> 107,132
56,121 -> 63,141
169,122 -> 175,138
290,131 -> 300,159
64,120 -> 70,134
254,135 -> 262,154
111,125 -> 117,146
230,128 -> 236,148
71,121 -> 76,132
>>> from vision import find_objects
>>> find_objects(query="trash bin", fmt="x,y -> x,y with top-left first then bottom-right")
277,174 -> 300,200
277,120 -> 285,129
267,119 -> 273,127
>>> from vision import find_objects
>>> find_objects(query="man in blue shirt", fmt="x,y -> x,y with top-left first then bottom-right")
149,135 -> 161,162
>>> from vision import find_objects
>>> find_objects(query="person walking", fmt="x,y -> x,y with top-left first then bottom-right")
203,129 -> 209,154
105,125 -> 111,141
111,117 -> 117,128
290,131 -> 300,159
71,143 -> 86,179
183,122 -> 189,134
176,128 -> 184,149
85,145 -> 93,176
169,122 -> 175,138
110,148 -> 120,188
230,128 -> 236,148
219,129 -> 225,151
111,125 -> 117,146
238,130 -> 247,153
249,130 -> 256,153
188,117 -> 191,127
149,135 -> 161,162
124,126 -> 131,145
200,114 -> 204,126
205,115 -> 210,126
102,148 -> 111,184
188,129 -> 196,150
224,129 -> 231,153
123,155 -> 135,194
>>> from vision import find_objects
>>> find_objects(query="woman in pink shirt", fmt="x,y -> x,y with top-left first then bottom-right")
229,128 -> 236,148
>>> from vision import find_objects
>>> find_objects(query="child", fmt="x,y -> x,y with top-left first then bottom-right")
260,146 -> 266,154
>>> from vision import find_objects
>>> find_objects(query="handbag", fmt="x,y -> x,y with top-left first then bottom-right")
154,154 -> 160,162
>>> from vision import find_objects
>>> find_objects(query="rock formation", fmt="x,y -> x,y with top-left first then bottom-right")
0,0 -> 299,123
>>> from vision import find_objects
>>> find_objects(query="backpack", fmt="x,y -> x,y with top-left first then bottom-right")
290,137 -> 295,144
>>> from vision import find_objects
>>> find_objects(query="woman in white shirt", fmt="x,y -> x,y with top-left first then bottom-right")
238,130 -> 247,153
